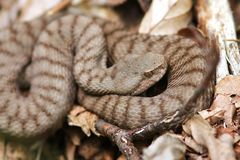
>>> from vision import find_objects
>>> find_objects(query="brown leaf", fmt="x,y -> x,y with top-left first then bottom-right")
68,105 -> 100,136
215,75 -> 240,95
183,115 -> 236,160
199,76 -> 240,127
139,0 -> 192,35
20,0 -> 62,21
78,136 -> 109,159
72,0 -> 126,6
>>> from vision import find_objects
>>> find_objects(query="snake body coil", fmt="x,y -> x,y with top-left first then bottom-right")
0,14 -> 218,138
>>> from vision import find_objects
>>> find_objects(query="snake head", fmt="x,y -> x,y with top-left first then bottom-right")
113,52 -> 167,95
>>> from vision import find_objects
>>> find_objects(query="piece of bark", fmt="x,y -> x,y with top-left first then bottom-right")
196,0 -> 240,81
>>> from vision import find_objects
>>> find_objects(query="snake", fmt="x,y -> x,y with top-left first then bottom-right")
0,14 -> 218,138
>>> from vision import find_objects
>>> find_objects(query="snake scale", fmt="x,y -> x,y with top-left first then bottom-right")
0,14 -> 218,138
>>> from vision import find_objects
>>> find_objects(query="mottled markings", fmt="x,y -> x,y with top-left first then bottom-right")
9,104 -> 22,129
127,36 -> 139,54
85,73 -> 94,86
178,81 -> 197,88
34,84 -> 62,93
164,93 -> 184,106
44,28 -> 54,37
174,54 -> 206,72
149,98 -> 155,106
32,96 -> 53,119
99,96 -> 111,118
123,97 -> 131,126
155,97 -> 165,115
29,71 -> 65,81
75,21 -> 94,49
40,18 -> 47,31
38,94 -> 58,106
0,63 -> 5,68
168,48 -> 187,66
70,15 -> 78,40
110,66 -> 118,80
141,36 -> 151,43
166,46 -> 182,61
99,72 -> 108,83
33,56 -> 71,70
8,25 -> 17,35
185,44 -> 197,52
9,35 -> 25,48
84,45 -> 95,53
110,35 -> 129,53
0,99 -> 9,114
0,48 -> 16,57
56,19 -> 65,41
74,67 -> 86,77
110,96 -> 120,123
25,22 -> 37,41
78,33 -> 101,51
105,27 -> 124,36
145,35 -> 166,52
37,41 -> 68,58
0,89 -> 4,96
139,99 -> 146,122
21,105 -> 35,129
184,67 -> 205,75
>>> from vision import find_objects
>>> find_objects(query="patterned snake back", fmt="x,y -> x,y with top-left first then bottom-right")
0,14 -> 218,138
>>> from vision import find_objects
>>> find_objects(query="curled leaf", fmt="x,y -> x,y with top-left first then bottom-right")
139,0 -> 192,35
68,106 -> 100,137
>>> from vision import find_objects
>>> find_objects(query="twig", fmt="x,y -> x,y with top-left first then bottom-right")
95,120 -> 141,160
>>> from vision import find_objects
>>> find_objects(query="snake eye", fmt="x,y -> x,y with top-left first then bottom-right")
144,70 -> 153,78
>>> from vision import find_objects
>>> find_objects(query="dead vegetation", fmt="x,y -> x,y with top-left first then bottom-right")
0,0 -> 240,159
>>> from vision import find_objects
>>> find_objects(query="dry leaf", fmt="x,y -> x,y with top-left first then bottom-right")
92,150 -> 114,160
186,153 -> 208,160
183,136 -> 206,154
68,3 -> 120,22
72,0 -> 126,6
65,127 -> 86,160
142,133 -> 186,160
216,126 -> 240,144
139,0 -> 192,35
117,154 -> 126,160
66,139 -> 77,160
78,137 -> 102,159
68,105 -> 100,136
215,75 -> 240,95
199,76 -> 240,128
0,1 -> 20,28
19,0 -> 61,21
0,141 -> 35,160
199,95 -> 235,125
183,115 -> 236,160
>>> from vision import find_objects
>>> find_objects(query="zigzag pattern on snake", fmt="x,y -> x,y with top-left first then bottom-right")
0,14 -> 218,138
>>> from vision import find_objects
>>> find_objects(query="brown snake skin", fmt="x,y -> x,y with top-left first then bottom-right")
0,14 -> 218,138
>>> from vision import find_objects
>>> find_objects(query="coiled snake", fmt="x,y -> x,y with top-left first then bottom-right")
0,14 -> 218,138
